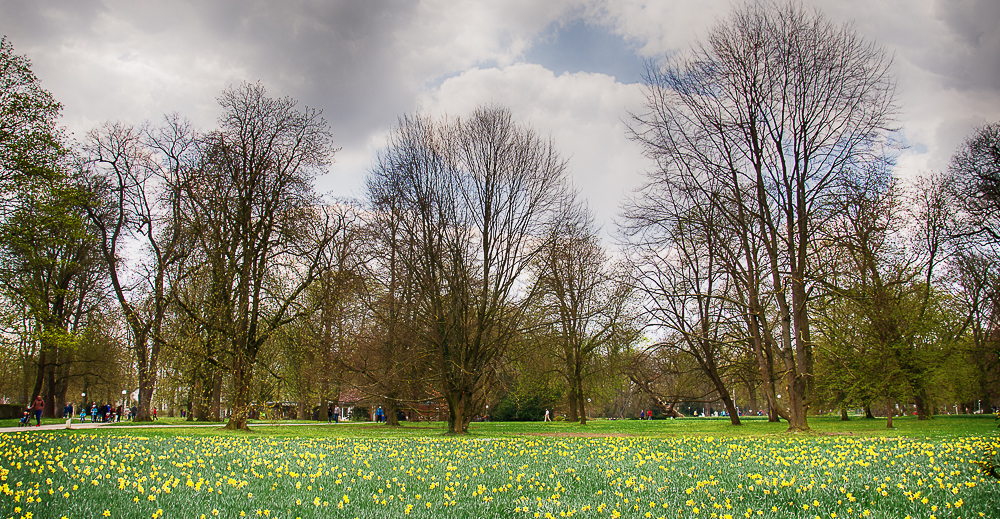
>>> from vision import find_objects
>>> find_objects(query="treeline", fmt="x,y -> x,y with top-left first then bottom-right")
0,2 -> 997,433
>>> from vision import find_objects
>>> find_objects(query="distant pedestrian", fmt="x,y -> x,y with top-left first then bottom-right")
31,395 -> 44,426
152,407 -> 158,420
543,409 -> 551,422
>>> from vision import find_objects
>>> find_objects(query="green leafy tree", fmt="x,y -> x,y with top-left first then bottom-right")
0,36 -> 63,196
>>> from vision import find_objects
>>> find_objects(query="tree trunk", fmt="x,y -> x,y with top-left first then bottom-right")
785,371 -> 809,432
193,373 -> 208,421
886,401 -> 894,428
745,381 -> 758,418
43,363 -> 56,418
914,390 -> 933,420
319,377 -> 329,422
385,400 -> 400,426
225,355 -> 253,431
135,332 -> 157,422
137,383 -> 155,421
210,372 -> 222,421
30,338 -> 48,407
840,401 -> 850,421
297,398 -> 306,422
703,359 -> 741,425
864,405 -> 875,419
446,390 -> 469,434
748,320 -> 787,423
566,373 -> 579,422
577,376 -> 587,425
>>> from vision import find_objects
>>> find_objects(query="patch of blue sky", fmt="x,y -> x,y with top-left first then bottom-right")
523,19 -> 645,84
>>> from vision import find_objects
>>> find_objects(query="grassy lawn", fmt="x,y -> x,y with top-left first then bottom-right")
1,416 -> 997,519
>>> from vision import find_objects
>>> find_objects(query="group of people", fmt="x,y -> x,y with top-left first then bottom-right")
326,405 -> 342,423
77,402 -> 130,423
18,398 -> 158,427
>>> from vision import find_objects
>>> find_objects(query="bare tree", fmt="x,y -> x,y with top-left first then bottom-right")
624,172 -> 746,425
368,106 -> 567,434
176,83 -> 337,430
359,176 -> 437,425
81,116 -> 193,421
628,1 -> 898,430
949,123 -> 1000,247
534,201 -> 636,424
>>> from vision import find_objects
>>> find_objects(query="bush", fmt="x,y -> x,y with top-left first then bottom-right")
351,406 -> 370,422
492,388 -> 559,422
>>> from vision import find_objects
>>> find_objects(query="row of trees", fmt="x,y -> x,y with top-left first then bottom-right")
0,1 -> 996,433
0,33 -> 636,432
621,2 -> 999,430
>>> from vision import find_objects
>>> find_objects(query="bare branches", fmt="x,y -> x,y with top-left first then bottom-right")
368,105 -> 568,433
626,1 -> 899,430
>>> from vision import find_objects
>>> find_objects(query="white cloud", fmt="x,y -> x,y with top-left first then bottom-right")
418,63 -> 648,235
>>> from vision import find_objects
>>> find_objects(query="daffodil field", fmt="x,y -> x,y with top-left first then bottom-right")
1,427 -> 998,519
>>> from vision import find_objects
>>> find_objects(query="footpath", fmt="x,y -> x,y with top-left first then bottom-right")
0,420 -> 352,434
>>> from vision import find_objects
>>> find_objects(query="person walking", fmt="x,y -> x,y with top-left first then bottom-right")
31,395 -> 44,427
543,409 -> 551,422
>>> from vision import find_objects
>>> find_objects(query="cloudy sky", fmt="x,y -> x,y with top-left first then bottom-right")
2,0 -> 998,235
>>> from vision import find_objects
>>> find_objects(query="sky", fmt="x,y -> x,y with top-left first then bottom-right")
1,0 -> 999,237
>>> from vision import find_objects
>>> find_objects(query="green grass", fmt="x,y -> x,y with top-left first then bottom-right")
2,415 -> 997,519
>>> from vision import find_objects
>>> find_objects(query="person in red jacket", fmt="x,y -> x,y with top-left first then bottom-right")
31,395 -> 44,427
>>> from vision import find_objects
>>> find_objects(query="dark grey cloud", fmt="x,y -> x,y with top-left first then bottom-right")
184,0 -> 420,122
0,0 -> 106,45
0,0 -> 421,154
933,0 -> 1000,91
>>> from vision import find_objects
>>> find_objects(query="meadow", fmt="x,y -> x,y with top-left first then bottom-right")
1,415 -> 997,519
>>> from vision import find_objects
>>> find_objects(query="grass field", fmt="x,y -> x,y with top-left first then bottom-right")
1,415 -> 997,519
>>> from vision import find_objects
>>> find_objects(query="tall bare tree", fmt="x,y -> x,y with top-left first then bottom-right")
81,116 -> 193,421
176,83 -> 337,430
628,1 -> 898,430
625,178 -> 746,425
534,201 -> 635,424
368,106 -> 567,434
